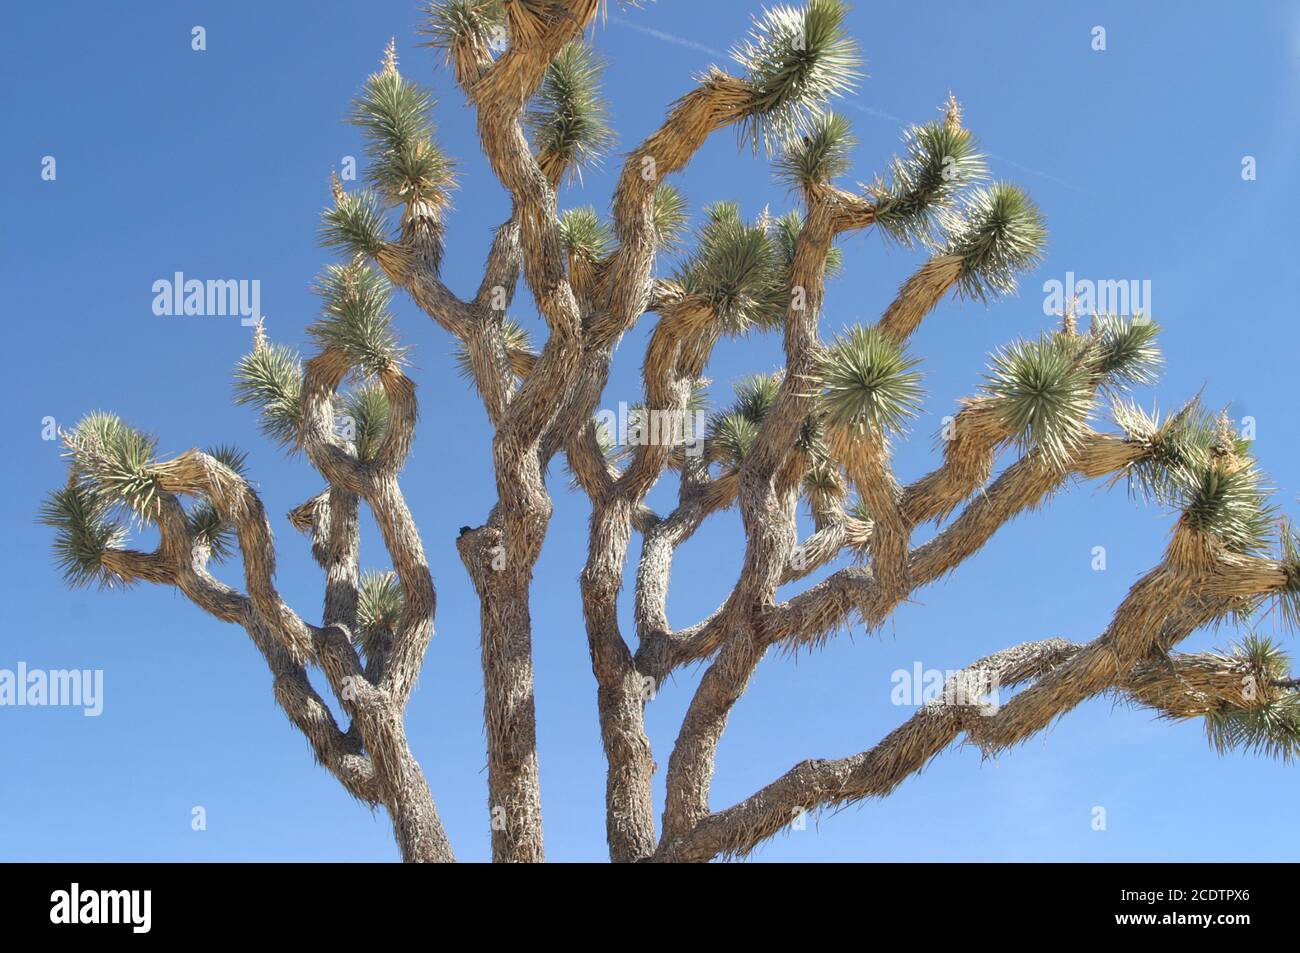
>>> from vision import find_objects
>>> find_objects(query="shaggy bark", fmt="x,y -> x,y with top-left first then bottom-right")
47,1 -> 1299,864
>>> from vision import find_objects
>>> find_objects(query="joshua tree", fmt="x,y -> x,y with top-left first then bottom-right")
42,0 -> 1300,863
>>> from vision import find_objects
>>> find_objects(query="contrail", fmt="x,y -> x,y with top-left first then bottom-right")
609,15 -> 725,57
842,103 -> 1078,190
843,101 -> 907,125
610,15 -> 1078,192
984,152 -> 1080,192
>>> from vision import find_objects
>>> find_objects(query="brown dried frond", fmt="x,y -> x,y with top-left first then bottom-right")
1073,432 -> 1144,481
288,493 -> 328,534
375,243 -> 415,284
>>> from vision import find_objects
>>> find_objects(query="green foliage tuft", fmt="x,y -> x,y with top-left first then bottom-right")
1205,637 -> 1300,764
1278,522 -> 1300,635
1180,458 -> 1274,555
871,121 -> 985,246
1090,314 -> 1162,392
652,183 -> 690,254
350,70 -> 455,209
1236,633 -> 1292,682
309,262 -> 404,377
321,189 -> 389,260
774,111 -> 855,189
357,570 -> 404,658
205,443 -> 249,478
38,481 -> 129,589
802,455 -> 842,495
526,42 -> 615,183
983,335 -> 1093,469
941,183 -> 1047,301
559,207 -> 614,261
733,373 -> 783,424
706,411 -> 761,470
1110,398 -> 1216,505
732,0 -> 862,153
678,203 -> 787,333
421,0 -> 505,53
341,384 -> 391,463
846,495 -> 872,525
187,462 -> 239,565
1205,695 -> 1300,763
234,343 -> 304,449
62,412 -> 162,524
814,326 -> 924,436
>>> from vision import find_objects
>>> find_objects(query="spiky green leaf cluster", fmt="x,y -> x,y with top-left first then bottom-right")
454,318 -> 533,383
1205,639 -> 1300,763
732,373 -> 783,423
941,183 -> 1047,301
1110,399 -> 1275,554
652,183 -> 690,254
350,69 -> 455,208
678,203 -> 787,333
871,121 -> 986,246
1205,695 -> 1300,762
1277,523 -> 1300,634
1110,399 -> 1220,503
357,570 -> 404,658
796,412 -> 827,459
234,343 -> 304,449
62,412 -> 162,524
1090,314 -> 1162,392
685,379 -> 712,418
774,111 -> 855,189
731,0 -> 862,152
815,326 -> 924,436
205,443 -> 249,478
309,262 -> 403,377
526,42 -> 614,183
705,374 -> 782,469
340,384 -> 391,463
1235,634 -> 1292,682
321,189 -> 389,260
420,0 -> 505,53
983,335 -> 1093,469
37,480 -> 129,589
1180,458 -> 1274,556
706,412 -> 761,470
846,495 -> 873,524
187,502 -> 236,563
559,207 -> 613,261
803,456 -> 841,496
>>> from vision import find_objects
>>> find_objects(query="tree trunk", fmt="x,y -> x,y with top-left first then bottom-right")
459,526 -> 545,862
384,745 -> 456,863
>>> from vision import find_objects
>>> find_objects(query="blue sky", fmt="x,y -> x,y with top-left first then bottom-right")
3,0 -> 1298,862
